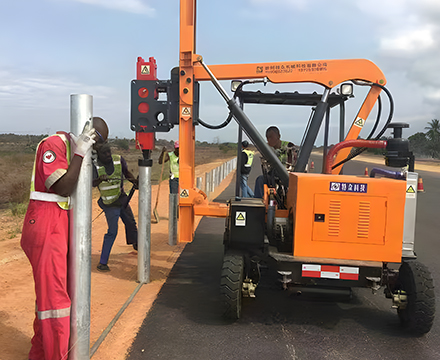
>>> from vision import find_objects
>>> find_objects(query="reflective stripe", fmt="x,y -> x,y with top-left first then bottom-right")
99,184 -> 120,191
96,161 -> 120,171
102,194 -> 119,201
30,191 -> 69,204
38,306 -> 71,320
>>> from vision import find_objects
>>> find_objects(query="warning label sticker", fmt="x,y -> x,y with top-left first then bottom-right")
180,189 -> 189,198
182,107 -> 191,115
235,211 -> 246,227
141,65 -> 150,75
406,184 -> 416,198
354,117 -> 365,128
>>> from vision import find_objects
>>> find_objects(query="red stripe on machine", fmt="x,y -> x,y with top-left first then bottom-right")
301,264 -> 359,280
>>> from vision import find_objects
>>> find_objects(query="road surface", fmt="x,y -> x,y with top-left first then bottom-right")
127,154 -> 440,360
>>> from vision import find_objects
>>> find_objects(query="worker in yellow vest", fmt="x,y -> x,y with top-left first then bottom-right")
240,140 -> 254,197
159,141 -> 180,194
93,143 -> 138,271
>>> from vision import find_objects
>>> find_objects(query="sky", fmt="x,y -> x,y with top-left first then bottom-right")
1,0 -> 440,146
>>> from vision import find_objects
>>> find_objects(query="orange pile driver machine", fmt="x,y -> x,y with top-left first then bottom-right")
130,0 -> 435,335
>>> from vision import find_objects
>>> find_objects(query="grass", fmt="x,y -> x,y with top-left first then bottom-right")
9,202 -> 28,216
0,142 -> 237,229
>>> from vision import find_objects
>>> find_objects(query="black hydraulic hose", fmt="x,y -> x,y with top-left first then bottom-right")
366,95 -> 382,140
197,112 -> 234,129
332,83 -> 394,170
196,82 -> 244,130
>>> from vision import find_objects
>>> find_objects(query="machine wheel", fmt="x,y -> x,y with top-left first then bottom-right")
220,252 -> 244,320
396,260 -> 435,335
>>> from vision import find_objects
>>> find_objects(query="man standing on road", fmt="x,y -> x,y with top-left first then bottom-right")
159,141 -> 180,194
93,143 -> 139,272
21,117 -> 109,360
240,140 -> 254,198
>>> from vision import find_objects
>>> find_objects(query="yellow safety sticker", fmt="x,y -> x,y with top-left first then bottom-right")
354,117 -> 365,128
182,107 -> 191,115
406,184 -> 416,198
235,211 -> 246,227
180,189 -> 189,198
141,65 -> 150,75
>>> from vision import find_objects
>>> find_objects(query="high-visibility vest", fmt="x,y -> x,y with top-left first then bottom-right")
29,134 -> 71,210
276,140 -> 290,165
96,155 -> 122,205
169,151 -> 179,179
242,149 -> 254,168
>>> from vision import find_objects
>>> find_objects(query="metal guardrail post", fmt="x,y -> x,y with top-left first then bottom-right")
205,172 -> 210,196
138,156 -> 152,284
196,176 -> 202,189
68,94 -> 93,360
169,193 -> 178,246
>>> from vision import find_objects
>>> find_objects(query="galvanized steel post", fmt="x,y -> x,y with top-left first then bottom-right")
68,94 -> 93,360
138,155 -> 152,284
169,193 -> 178,246
204,172 -> 210,196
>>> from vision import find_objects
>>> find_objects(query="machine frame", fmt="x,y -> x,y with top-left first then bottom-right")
130,0 -> 435,335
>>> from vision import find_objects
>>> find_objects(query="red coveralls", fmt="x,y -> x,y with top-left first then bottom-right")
21,134 -> 71,360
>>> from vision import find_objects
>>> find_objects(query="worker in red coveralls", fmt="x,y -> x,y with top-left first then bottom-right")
21,117 -> 109,360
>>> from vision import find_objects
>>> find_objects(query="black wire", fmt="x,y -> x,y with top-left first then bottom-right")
196,81 -> 245,130
197,112 -> 234,129
332,82 -> 394,170
366,95 -> 382,140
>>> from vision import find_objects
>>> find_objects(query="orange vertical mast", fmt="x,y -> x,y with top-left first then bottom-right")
178,0 -> 197,242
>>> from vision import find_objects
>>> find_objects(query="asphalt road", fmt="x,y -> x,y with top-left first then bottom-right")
127,154 -> 440,360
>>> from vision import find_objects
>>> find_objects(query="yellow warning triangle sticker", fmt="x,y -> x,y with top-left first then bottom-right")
180,189 -> 189,197
236,213 -> 245,220
141,65 -> 150,74
182,107 -> 191,115
354,118 -> 365,127
406,185 -> 415,193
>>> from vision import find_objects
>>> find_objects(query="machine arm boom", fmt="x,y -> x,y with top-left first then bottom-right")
193,59 -> 386,88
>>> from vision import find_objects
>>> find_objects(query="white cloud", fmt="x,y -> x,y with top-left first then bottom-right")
380,26 -> 435,53
0,71 -> 115,110
247,0 -> 308,11
72,0 -> 156,15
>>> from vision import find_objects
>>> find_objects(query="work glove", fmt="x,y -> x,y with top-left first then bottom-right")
71,127 -> 97,158
98,174 -> 109,183
131,178 -> 139,190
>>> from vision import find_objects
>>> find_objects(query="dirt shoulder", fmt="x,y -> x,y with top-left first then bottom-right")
0,160 -> 235,360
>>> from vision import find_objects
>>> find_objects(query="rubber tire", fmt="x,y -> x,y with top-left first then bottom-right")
397,260 -> 435,335
220,253 -> 244,320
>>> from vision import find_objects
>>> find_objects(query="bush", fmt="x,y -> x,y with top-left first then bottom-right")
9,202 -> 28,216
113,138 -> 129,150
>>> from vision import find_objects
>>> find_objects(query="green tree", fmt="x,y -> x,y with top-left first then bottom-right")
424,119 -> 440,158
408,132 -> 429,156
